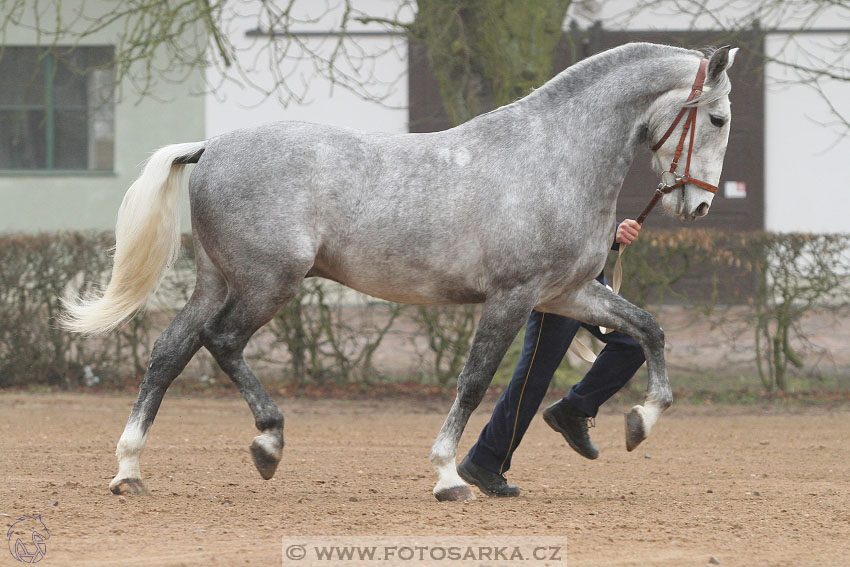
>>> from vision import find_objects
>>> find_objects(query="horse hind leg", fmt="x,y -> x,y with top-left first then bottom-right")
110,244 -> 227,495
430,290 -> 535,501
200,266 -> 309,481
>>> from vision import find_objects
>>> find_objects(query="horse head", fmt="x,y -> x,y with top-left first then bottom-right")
649,46 -> 738,222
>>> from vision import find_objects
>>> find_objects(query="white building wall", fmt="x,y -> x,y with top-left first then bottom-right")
205,0 -> 410,137
205,35 -> 408,136
764,33 -> 850,233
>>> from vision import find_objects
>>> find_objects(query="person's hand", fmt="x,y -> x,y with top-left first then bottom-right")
616,219 -> 641,245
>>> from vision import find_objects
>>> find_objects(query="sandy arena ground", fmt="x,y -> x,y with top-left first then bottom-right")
1,393 -> 849,566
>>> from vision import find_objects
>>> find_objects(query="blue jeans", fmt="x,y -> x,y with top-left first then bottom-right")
468,308 -> 646,475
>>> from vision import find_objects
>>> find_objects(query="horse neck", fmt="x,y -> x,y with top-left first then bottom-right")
517,51 -> 700,207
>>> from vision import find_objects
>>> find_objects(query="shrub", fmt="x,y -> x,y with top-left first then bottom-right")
0,231 -> 846,392
0,233 -> 195,387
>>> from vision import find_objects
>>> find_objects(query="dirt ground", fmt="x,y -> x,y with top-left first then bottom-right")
2,393 -> 849,567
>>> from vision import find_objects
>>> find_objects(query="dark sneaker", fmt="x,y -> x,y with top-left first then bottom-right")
542,399 -> 600,460
457,456 -> 521,497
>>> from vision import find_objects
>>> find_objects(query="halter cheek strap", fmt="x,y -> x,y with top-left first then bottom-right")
651,59 -> 708,152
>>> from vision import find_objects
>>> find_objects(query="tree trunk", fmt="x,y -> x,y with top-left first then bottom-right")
412,0 -> 572,126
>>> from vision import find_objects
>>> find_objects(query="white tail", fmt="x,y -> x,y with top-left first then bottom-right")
61,141 -> 206,335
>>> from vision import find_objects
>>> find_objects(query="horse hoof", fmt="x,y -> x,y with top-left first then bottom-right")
625,407 -> 648,452
109,477 -> 149,495
434,484 -> 475,502
250,434 -> 283,480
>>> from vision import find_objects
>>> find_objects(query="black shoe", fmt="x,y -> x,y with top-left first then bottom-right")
457,456 -> 521,497
542,399 -> 600,460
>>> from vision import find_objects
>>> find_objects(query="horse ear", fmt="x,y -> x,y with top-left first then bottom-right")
707,45 -> 734,82
727,47 -> 739,70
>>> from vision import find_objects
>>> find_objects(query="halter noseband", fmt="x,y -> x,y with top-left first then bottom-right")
637,58 -> 717,224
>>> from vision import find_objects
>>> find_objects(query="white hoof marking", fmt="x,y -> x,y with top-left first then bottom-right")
114,421 -> 148,482
432,460 -> 468,495
634,401 -> 664,436
253,429 -> 283,461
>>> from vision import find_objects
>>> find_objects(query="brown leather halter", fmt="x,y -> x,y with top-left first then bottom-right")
637,58 -> 717,224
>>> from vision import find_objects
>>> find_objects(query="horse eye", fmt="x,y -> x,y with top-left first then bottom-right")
710,115 -> 726,127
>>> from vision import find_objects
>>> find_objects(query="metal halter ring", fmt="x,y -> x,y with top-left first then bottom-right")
657,171 -> 682,193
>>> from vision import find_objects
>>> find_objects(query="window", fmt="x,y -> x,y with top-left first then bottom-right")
0,47 -> 114,171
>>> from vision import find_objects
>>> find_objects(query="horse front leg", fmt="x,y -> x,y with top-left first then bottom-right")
430,290 -> 535,502
538,280 -> 671,451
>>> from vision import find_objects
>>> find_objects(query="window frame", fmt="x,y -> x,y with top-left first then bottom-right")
0,49 -> 115,175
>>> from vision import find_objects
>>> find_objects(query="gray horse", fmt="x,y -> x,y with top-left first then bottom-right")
63,42 -> 736,501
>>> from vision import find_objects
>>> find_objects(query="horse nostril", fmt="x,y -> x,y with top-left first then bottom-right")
695,202 -> 710,217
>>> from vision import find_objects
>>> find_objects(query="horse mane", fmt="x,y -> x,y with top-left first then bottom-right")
517,42 -> 729,110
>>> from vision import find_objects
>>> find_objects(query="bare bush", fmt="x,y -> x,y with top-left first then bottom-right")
261,280 -> 405,383
410,305 -> 480,385
736,233 -> 850,390
1,232 -> 846,392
